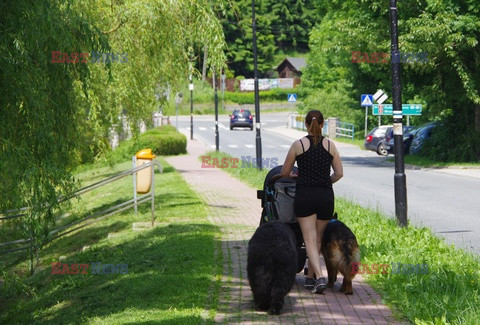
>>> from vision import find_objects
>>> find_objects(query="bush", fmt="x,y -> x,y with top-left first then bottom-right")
224,88 -> 298,104
108,126 -> 186,163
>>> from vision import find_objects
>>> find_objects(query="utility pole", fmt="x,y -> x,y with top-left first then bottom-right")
252,0 -> 262,170
390,0 -> 408,227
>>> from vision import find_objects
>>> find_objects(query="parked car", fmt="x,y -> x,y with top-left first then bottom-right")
408,121 -> 439,155
230,109 -> 253,130
377,125 -> 414,156
364,125 -> 392,153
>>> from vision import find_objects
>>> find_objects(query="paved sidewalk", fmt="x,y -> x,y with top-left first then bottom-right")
166,139 -> 405,325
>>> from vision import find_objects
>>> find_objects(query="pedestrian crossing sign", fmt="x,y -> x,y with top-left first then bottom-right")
287,94 -> 297,102
361,94 -> 374,106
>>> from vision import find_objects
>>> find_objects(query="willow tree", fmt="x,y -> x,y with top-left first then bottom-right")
0,0 -> 225,273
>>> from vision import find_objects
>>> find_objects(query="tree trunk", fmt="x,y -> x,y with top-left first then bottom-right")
202,46 -> 208,82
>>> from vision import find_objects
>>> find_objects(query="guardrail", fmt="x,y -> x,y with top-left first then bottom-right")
336,121 -> 355,140
0,160 -> 162,255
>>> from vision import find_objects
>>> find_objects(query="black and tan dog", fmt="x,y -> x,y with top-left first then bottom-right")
321,213 -> 360,295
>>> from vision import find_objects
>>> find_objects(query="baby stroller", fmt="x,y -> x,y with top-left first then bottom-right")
256,165 -> 307,274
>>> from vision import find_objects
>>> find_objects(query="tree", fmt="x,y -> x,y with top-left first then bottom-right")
0,0 -> 226,273
301,0 -> 480,161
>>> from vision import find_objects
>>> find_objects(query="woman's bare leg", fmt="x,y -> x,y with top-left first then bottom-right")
297,214 -> 324,279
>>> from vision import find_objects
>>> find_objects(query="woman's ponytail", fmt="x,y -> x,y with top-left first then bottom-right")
305,110 -> 325,146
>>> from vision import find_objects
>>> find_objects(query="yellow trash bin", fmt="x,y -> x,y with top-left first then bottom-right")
135,149 -> 156,194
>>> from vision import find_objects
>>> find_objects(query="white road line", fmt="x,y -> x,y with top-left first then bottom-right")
199,127 -> 207,131
281,145 -> 290,148
245,144 -> 254,148
219,123 -> 227,129
227,144 -> 239,148
266,145 -> 276,148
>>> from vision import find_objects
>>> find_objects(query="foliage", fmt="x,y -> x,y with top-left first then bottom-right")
0,0 -> 226,274
301,0 -> 480,162
214,0 -> 319,77
224,88 -> 297,104
107,126 -> 187,165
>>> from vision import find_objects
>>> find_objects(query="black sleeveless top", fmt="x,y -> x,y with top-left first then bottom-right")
296,135 -> 333,188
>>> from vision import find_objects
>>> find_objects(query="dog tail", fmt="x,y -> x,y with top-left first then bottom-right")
341,238 -> 360,276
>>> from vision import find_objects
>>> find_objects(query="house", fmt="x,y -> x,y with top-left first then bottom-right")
276,57 -> 307,78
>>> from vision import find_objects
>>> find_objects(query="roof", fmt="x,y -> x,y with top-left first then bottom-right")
276,57 -> 307,72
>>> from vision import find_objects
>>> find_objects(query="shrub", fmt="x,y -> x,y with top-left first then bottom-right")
108,126 -> 186,163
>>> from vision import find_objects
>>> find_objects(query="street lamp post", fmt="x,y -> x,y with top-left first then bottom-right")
214,69 -> 219,151
252,0 -> 262,170
190,74 -> 194,140
389,0 -> 408,227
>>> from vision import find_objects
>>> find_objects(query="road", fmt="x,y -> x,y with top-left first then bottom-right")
175,112 -> 480,256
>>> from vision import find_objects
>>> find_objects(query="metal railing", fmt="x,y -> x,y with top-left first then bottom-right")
0,160 -> 162,255
336,121 -> 355,140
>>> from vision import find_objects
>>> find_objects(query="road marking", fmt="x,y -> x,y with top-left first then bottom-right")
209,144 -> 216,148
245,144 -> 254,148
280,145 -> 290,148
266,145 -> 276,148
219,123 -> 227,129
227,144 -> 239,148
199,127 -> 207,131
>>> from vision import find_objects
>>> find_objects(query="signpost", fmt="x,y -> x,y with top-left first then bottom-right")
373,89 -> 388,125
287,93 -> 297,102
361,94 -> 374,136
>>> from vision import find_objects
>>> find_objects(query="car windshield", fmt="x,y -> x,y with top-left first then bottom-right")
233,110 -> 251,116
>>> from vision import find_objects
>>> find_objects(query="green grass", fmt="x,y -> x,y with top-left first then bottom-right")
403,155 -> 480,168
0,158 -> 222,324
204,151 -> 480,325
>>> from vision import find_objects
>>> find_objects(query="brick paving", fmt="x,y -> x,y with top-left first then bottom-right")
166,139 -> 405,325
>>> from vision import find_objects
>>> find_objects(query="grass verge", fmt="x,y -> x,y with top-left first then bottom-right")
203,151 -> 480,325
0,158 -> 222,324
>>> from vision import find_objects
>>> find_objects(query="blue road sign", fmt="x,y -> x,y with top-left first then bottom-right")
361,94 -> 374,106
287,93 -> 297,102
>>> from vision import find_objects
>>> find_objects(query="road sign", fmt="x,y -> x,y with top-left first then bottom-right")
361,94 -> 374,106
287,93 -> 297,102
373,89 -> 388,104
372,104 -> 422,115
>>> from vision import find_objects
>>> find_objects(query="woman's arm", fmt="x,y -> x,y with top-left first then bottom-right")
329,142 -> 343,183
280,140 -> 299,178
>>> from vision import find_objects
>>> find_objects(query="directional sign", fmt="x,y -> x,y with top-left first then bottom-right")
287,93 -> 297,102
361,94 -> 374,106
372,104 -> 422,116
373,89 -> 388,104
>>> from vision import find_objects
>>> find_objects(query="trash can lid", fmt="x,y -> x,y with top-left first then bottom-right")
136,148 -> 156,159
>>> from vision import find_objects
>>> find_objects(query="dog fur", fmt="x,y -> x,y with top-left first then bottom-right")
321,213 -> 360,295
247,221 -> 298,314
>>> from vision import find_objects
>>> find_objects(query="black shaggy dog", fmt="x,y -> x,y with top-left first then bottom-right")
321,213 -> 360,295
247,221 -> 298,314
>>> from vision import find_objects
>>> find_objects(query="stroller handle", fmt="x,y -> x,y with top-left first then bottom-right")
268,173 -> 298,185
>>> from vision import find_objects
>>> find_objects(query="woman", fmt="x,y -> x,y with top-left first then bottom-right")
280,110 -> 343,294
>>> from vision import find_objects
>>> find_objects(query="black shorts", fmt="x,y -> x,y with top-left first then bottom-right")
294,186 -> 334,220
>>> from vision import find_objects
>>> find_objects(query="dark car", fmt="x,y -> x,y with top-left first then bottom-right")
364,125 -> 391,153
409,121 -> 439,155
377,125 -> 414,156
230,109 -> 253,130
